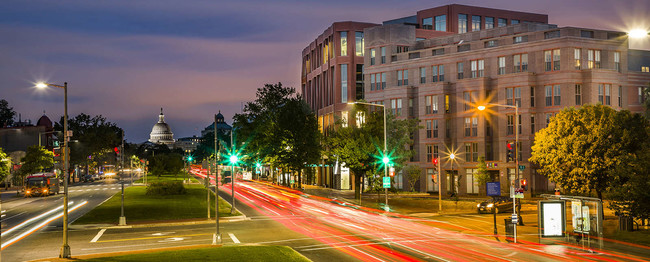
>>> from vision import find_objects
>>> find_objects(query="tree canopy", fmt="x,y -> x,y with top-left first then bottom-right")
54,113 -> 122,167
530,104 -> 649,201
0,147 -> 10,182
0,99 -> 16,127
18,145 -> 54,179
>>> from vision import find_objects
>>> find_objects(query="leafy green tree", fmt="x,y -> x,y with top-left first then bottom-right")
54,113 -> 122,168
475,156 -> 491,194
18,146 -> 54,182
607,138 -> 650,220
404,164 -> 421,192
148,153 -> 184,177
643,84 -> 650,120
0,99 -> 16,127
530,104 -> 648,200
326,120 -> 375,199
0,147 -> 11,183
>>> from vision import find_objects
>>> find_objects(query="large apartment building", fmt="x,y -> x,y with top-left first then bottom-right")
301,4 -> 650,194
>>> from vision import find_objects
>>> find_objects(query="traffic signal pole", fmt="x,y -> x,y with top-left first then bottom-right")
213,114 -> 221,245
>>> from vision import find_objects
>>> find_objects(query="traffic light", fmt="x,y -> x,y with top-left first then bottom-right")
389,167 -> 395,177
114,146 -> 121,162
521,179 -> 527,191
432,157 -> 438,166
506,142 -> 514,162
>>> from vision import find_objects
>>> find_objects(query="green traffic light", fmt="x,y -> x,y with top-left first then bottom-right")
256,162 -> 262,168
382,156 -> 390,164
229,155 -> 238,164
187,156 -> 193,162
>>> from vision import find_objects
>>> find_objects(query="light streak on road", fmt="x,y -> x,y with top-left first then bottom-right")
1,201 -> 87,250
1,201 -> 73,236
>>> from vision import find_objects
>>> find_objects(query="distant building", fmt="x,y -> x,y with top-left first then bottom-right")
148,108 -> 175,147
174,136 -> 200,153
0,114 -> 55,153
201,111 -> 232,137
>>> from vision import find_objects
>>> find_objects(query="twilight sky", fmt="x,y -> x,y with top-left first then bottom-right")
2,0 -> 649,142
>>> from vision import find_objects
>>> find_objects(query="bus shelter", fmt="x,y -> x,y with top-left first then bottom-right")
538,194 -> 604,250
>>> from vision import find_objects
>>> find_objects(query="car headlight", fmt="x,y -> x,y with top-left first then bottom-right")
477,204 -> 481,208
487,203 -> 494,208
26,190 -> 31,194
43,189 -> 48,192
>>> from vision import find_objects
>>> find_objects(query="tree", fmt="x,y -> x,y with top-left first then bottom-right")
326,120 -> 375,199
643,83 -> 650,120
0,99 -> 16,127
148,152 -> 184,177
0,147 -> 11,183
607,138 -> 650,221
404,164 -> 421,192
54,113 -> 122,168
475,156 -> 491,194
530,104 -> 648,200
18,146 -> 54,182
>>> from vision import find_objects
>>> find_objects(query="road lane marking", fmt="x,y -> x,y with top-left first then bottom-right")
1,202 -> 72,236
90,229 -> 106,243
228,233 -> 240,243
96,233 -> 211,243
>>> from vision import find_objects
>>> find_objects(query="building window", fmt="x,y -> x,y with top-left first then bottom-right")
340,32 -> 347,56
640,87 -> 648,103
545,49 -> 560,71
506,87 -> 521,107
381,47 -> 386,64
518,115 -> 522,134
425,95 -> 438,114
553,85 -> 561,105
420,67 -> 426,84
422,17 -> 433,30
397,69 -> 408,86
498,56 -> 506,75
618,86 -> 622,107
409,98 -> 414,117
544,30 -> 560,39
432,65 -> 438,82
513,35 -> 528,43
426,144 -> 439,162
391,98 -> 402,116
470,59 -> 484,78
396,46 -> 409,53
465,169 -> 478,194
574,48 -> 581,69
507,114 -> 514,135
554,49 -> 561,71
435,15 -> 446,31
545,85 -> 552,106
370,74 -> 376,91
445,94 -> 451,113
472,15 -> 481,31
588,49 -> 601,69
485,17 -> 494,29
530,115 -> 535,134
438,65 -> 444,81
432,48 -> 445,56
545,113 -> 553,127
356,111 -> 365,127
355,32 -> 364,57
458,14 -> 468,33
575,84 -> 582,105
340,65 -> 348,103
498,18 -> 507,27
512,19 -> 520,24
643,66 -> 649,72
615,52 -> 621,72
598,84 -> 611,105
530,86 -> 535,107
381,72 -> 386,89
370,48 -> 375,65
484,40 -> 498,48
514,53 -> 528,72
457,62 -> 464,79
426,119 -> 439,138
464,143 -> 479,162
472,117 -> 478,136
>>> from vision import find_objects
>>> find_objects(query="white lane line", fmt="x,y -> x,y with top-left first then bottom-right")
1,202 -> 72,236
91,229 -> 107,243
228,233 -> 240,244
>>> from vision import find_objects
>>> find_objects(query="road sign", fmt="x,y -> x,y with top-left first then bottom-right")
382,177 -> 391,188
511,213 -> 518,224
519,165 -> 525,171
486,182 -> 501,196
515,188 -> 524,198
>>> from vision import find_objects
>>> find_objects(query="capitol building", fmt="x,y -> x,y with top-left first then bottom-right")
149,108 -> 175,146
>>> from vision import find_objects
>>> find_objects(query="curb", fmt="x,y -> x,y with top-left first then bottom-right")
28,244 -> 219,262
70,215 -> 248,230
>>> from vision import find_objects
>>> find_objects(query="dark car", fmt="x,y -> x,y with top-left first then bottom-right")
477,196 -> 514,214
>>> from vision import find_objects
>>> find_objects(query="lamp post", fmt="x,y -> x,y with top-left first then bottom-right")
36,82 -> 71,258
348,101 -> 387,207
478,103 -> 520,242
449,153 -> 456,195
213,114 -> 221,244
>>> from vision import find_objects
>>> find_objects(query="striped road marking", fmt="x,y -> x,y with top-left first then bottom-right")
91,229 -> 106,243
228,233 -> 240,243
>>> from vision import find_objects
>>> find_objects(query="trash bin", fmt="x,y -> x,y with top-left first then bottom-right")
504,218 -> 514,239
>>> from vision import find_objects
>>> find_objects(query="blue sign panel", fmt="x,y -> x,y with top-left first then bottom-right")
486,182 -> 501,196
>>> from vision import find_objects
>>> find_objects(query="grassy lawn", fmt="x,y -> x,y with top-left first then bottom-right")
607,229 -> 650,247
81,246 -> 310,262
74,181 -> 239,225
136,172 -> 200,184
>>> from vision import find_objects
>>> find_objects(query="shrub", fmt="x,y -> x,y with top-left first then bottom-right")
146,181 -> 187,195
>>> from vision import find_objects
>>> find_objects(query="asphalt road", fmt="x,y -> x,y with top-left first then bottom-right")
1,176 -> 132,261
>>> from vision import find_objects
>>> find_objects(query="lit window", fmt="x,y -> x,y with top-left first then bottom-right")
341,111 -> 348,127
458,14 -> 468,33
472,15 -> 481,31
355,32 -> 364,57
485,17 -> 494,29
340,64 -> 347,103
340,32 -> 347,56
370,48 -> 375,65
574,48 -> 581,70
498,56 -> 505,75
642,66 -> 649,72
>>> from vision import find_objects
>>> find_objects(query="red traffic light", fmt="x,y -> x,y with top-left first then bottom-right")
432,158 -> 438,165
506,143 -> 513,150
113,147 -> 120,153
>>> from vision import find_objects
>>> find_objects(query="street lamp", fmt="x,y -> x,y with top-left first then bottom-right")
478,102 -> 520,242
348,101 -> 388,208
36,81 -> 71,258
628,29 -> 649,39
229,153 -> 238,214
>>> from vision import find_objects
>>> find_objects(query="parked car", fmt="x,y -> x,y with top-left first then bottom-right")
84,174 -> 94,182
477,196 -> 514,214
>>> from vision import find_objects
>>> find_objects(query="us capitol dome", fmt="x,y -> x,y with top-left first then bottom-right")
149,108 -> 175,146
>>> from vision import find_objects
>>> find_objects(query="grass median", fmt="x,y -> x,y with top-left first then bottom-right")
80,246 -> 310,262
74,175 -> 238,225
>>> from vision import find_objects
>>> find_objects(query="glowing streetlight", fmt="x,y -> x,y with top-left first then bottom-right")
36,81 -> 71,258
629,29 -> 649,39
477,105 -> 486,111
449,153 -> 455,160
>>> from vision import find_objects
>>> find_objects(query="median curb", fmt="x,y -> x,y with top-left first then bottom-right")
70,215 -> 248,230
